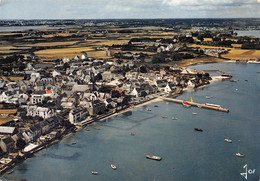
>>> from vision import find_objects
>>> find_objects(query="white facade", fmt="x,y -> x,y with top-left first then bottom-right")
130,88 -> 139,97
164,84 -> 172,93
0,92 -> 9,103
25,105 -> 55,119
31,94 -> 44,104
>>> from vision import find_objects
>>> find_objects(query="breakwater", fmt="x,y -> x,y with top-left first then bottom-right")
160,97 -> 229,112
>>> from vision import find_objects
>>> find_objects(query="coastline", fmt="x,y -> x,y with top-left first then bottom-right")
4,62 -> 259,181
98,97 -> 163,122
181,59 -> 234,68
0,62 -> 232,176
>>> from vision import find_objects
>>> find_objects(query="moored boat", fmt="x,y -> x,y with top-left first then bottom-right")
147,108 -> 151,111
224,139 -> 232,143
111,164 -> 117,170
182,102 -> 191,108
91,171 -> 98,175
236,153 -> 245,157
194,128 -> 203,132
130,132 -> 135,136
172,117 -> 178,120
162,116 -> 167,118
146,155 -> 162,161
192,112 -> 198,115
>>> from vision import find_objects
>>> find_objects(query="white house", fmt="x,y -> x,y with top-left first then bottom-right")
130,87 -> 139,97
62,57 -> 70,63
164,84 -> 172,93
30,92 -> 45,104
187,80 -> 195,89
69,109 -> 88,124
24,105 -> 55,119
30,72 -> 41,84
52,70 -> 61,77
0,92 -> 10,103
81,54 -> 87,60
22,131 -> 33,143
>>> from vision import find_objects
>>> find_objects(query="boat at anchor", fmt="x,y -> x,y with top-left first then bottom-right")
194,128 -> 203,132
182,101 -> 191,108
111,164 -> 117,170
225,139 -> 232,143
146,155 -> 162,161
236,153 -> 245,157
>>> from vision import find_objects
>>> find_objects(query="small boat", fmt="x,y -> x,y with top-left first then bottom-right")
111,164 -> 117,170
130,132 -> 135,136
162,116 -> 167,118
236,153 -> 245,157
146,155 -> 162,161
192,112 -> 198,115
7,170 -> 14,174
71,142 -> 77,145
154,105 -> 158,107
182,102 -> 191,108
91,171 -> 98,175
206,96 -> 211,99
194,128 -> 203,132
172,117 -> 178,120
225,139 -> 232,143
147,108 -> 151,111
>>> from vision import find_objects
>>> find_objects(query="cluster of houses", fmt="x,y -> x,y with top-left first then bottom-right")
202,48 -> 229,58
0,55 -> 211,158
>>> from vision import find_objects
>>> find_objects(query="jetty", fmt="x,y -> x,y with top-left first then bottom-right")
203,70 -> 232,78
160,97 -> 229,113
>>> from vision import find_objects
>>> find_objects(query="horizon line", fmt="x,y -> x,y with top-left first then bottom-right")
1,17 -> 260,21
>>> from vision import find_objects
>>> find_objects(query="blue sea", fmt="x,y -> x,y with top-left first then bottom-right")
2,62 -> 260,181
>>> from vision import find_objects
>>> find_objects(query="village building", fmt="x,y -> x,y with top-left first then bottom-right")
69,109 -> 89,124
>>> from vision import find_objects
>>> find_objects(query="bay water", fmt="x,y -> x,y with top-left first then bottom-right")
235,30 -> 260,37
2,62 -> 260,181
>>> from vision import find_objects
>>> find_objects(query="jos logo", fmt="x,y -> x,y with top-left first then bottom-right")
240,164 -> 256,180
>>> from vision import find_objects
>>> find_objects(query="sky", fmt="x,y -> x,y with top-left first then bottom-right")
0,0 -> 260,19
